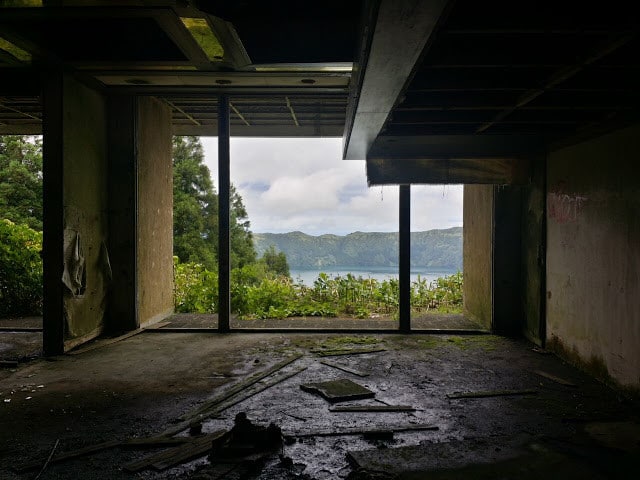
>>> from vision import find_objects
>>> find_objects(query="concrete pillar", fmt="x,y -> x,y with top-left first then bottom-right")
107,95 -> 174,333
42,73 -> 109,354
493,185 -> 523,336
463,185 -> 493,330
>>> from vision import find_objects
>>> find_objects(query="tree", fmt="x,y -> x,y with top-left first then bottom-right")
0,219 -> 43,317
0,135 -> 43,231
173,136 -> 218,269
230,183 -> 256,268
260,244 -> 290,277
172,136 -> 256,269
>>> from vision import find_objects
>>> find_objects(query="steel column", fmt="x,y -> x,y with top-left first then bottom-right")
217,95 -> 231,332
399,185 -> 411,332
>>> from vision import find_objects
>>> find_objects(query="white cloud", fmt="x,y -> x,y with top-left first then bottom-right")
200,137 -> 463,235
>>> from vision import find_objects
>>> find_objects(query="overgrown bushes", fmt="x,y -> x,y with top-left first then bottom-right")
0,219 -> 43,317
173,259 -> 463,319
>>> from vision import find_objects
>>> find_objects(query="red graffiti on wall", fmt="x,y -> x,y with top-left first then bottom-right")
548,189 -> 588,224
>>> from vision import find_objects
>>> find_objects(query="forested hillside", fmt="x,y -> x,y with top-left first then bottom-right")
254,227 -> 462,270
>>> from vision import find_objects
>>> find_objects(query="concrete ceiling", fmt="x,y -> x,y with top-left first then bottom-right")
1,0 -> 638,163
0,0 -> 362,137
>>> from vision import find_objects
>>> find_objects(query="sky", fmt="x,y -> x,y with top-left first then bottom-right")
200,137 -> 463,236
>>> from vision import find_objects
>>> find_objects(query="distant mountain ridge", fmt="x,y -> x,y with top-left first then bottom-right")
254,227 -> 462,270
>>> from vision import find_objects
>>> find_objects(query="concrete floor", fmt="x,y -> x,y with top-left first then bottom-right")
1,332 -> 638,479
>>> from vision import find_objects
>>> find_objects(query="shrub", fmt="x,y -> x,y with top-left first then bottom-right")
173,258 -> 218,313
0,219 -> 43,316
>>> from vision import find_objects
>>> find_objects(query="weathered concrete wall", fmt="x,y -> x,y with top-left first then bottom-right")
547,124 -> 640,388
61,76 -> 109,344
493,185 -> 523,336
136,97 -> 174,326
521,158 -> 546,345
463,185 -> 493,329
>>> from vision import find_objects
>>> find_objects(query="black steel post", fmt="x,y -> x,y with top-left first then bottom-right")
218,95 -> 231,332
399,185 -> 411,332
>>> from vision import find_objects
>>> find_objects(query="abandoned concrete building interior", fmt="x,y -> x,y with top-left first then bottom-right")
1,0 -> 639,478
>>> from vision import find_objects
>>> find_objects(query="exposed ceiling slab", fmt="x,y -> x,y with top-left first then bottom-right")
0,0 -> 638,144
366,157 -> 532,185
343,0 -> 451,159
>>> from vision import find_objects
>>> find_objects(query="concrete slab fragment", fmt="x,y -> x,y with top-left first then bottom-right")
300,378 -> 375,403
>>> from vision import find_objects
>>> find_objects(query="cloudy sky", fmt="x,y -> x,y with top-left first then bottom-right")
200,137 -> 463,236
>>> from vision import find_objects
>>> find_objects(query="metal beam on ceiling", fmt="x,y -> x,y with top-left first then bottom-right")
343,0 -> 452,160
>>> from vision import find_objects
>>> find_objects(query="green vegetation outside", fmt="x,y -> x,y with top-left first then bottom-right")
1,134 -> 463,320
174,265 -> 463,319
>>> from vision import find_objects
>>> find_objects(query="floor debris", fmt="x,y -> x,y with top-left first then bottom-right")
33,438 -> 59,480
320,360 -> 370,377
16,440 -> 122,473
314,347 -> 386,357
286,424 -> 439,439
329,405 -> 416,412
180,354 -> 302,423
0,360 -> 19,368
447,389 -> 538,399
123,430 -> 227,472
300,378 -> 375,402
210,412 -> 282,463
533,369 -> 577,387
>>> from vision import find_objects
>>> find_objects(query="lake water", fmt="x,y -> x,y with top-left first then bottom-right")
289,266 -> 459,286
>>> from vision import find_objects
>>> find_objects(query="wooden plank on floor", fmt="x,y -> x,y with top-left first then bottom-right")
179,355 -> 302,422
16,440 -> 122,473
314,348 -> 386,357
319,360 -> 370,377
447,389 -> 538,399
287,424 -> 439,438
123,430 -> 226,472
533,370 -> 577,387
329,405 -> 416,412
164,366 -> 307,437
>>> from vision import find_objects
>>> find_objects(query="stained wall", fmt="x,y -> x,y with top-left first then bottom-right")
136,97 -> 174,326
463,185 -> 493,329
547,124 -> 640,388
61,76 -> 109,346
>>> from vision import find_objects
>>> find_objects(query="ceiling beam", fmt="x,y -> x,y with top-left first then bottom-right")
476,33 -> 636,134
366,157 -> 532,185
0,124 -> 41,135
368,134 -> 547,159
152,11 -> 212,69
343,0 -> 451,160
172,124 -> 344,137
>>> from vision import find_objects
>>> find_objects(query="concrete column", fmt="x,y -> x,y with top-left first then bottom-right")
492,186 -> 523,336
107,96 -> 138,332
463,185 -> 493,330
42,73 -> 109,354
42,70 -> 65,356
107,96 -> 174,332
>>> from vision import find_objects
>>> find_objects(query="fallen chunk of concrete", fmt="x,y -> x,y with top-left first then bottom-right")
300,378 -> 375,403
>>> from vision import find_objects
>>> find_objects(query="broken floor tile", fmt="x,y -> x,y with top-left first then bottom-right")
300,378 -> 375,403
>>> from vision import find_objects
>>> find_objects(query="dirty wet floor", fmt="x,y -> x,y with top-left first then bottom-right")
1,333 -> 638,479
